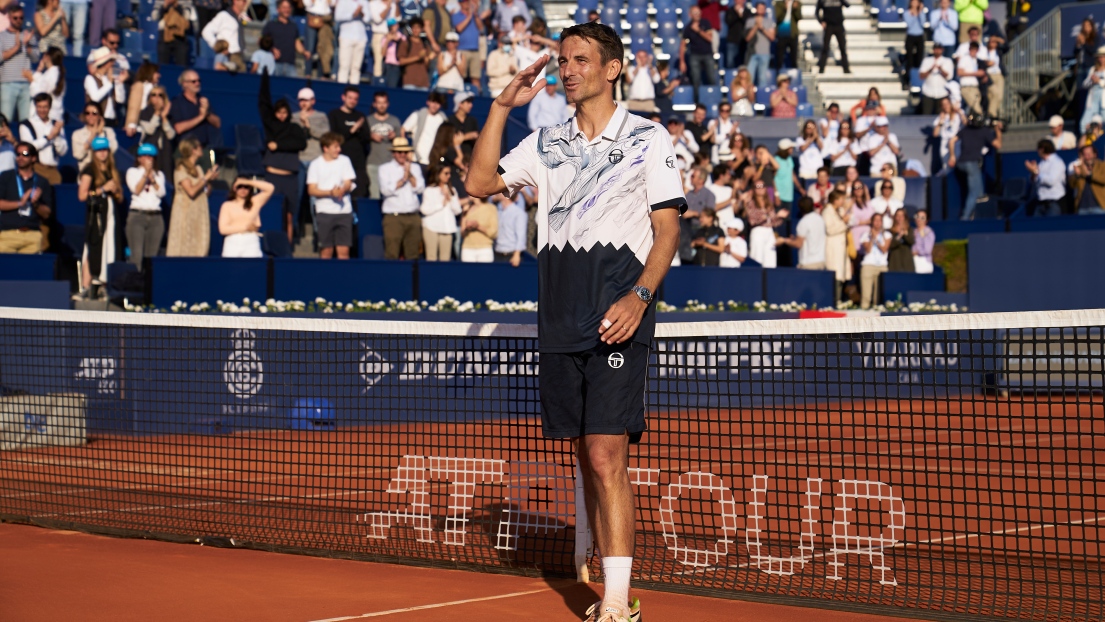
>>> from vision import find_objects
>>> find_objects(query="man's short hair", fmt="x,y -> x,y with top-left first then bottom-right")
797,196 -> 815,215
1038,139 -> 1056,155
342,85 -> 360,97
827,189 -> 844,205
15,142 -> 37,159
277,0 -> 293,7
1082,143 -> 1096,155
694,103 -> 706,112
559,21 -> 624,67
373,90 -> 389,101
711,164 -> 729,180
827,102 -> 839,111
702,207 -> 716,219
6,5 -> 22,14
512,15 -> 526,24
178,70 -> 198,85
33,93 -> 52,106
818,166 -> 830,176
427,92 -> 446,105
408,17 -> 424,28
320,132 -> 345,148
102,28 -> 120,39
968,25 -> 980,34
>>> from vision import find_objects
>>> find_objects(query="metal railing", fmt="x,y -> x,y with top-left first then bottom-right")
1003,7 -> 1062,124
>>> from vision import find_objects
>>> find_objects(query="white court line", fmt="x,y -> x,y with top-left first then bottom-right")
306,588 -> 551,621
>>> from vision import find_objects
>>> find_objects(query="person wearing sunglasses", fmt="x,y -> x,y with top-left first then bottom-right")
0,7 -> 38,125
72,103 -> 117,168
17,93 -> 67,184
0,142 -> 54,254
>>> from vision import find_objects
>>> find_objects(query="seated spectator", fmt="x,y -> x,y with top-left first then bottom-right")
170,69 -> 223,149
19,93 -> 67,184
303,0 -> 336,80
713,103 -> 739,162
460,196 -> 497,262
166,138 -> 218,257
859,214 -> 891,309
984,36 -> 1004,119
219,178 -> 275,258
887,209 -> 915,273
76,138 -> 122,297
403,91 -> 447,168
795,120 -> 824,184
827,120 -> 858,177
769,74 -> 797,118
263,0 -> 310,78
919,43 -> 955,116
434,32 -> 467,93
860,118 -> 900,177
1070,144 -> 1105,215
156,0 -> 191,66
378,136 -> 425,259
84,47 -> 128,127
29,47 -> 65,123
213,40 -> 238,72
932,97 -> 964,174
1083,115 -> 1104,146
124,61 -> 160,138
363,91 -> 398,200
452,0 -> 482,93
251,35 -> 277,75
124,144 -> 167,268
527,76 -> 568,131
487,35 -> 518,98
1047,115 -> 1077,151
681,5 -> 717,91
875,163 -> 906,202
912,209 -> 934,273
807,167 -> 833,210
690,207 -> 725,266
398,17 -> 435,90
493,191 -> 527,266
782,197 -> 826,270
822,189 -> 852,300
625,49 -> 660,113
308,132 -> 358,259
1025,139 -> 1066,217
336,0 -> 371,83
419,164 -> 462,261
0,142 -> 53,254
719,217 -> 747,268
667,116 -> 699,173
819,102 -> 842,142
903,0 -> 925,70
851,89 -> 887,132
0,118 -> 15,173
448,91 -> 479,162
137,86 -> 176,179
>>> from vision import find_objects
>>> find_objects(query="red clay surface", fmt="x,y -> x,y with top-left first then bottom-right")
0,522 -> 935,622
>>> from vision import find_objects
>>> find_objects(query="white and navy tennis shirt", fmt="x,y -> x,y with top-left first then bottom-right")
498,103 -> 687,353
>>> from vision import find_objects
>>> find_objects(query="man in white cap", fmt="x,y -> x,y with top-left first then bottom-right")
378,136 -> 425,259
526,74 -> 568,131
862,117 -> 901,178
719,218 -> 747,267
447,91 -> 480,161
1048,115 -> 1077,151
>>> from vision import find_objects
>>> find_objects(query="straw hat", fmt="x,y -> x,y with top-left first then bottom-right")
389,137 -> 414,152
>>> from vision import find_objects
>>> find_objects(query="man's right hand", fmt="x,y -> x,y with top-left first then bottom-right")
21,30 -> 33,45
493,55 -> 550,109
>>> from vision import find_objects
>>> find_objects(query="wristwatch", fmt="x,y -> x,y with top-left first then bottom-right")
631,285 -> 653,304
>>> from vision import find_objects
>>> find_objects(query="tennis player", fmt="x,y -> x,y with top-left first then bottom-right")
466,21 -> 685,622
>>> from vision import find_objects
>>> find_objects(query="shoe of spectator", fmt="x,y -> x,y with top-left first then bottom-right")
71,288 -> 90,301
584,597 -> 641,622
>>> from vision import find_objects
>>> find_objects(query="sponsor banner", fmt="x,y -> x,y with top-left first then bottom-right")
0,393 -> 87,451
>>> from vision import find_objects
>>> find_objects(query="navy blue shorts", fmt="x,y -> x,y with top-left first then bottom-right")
539,340 -> 650,442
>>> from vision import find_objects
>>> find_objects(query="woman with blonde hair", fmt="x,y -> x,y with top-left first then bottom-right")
166,138 -> 219,257
729,67 -> 755,117
76,137 -> 124,299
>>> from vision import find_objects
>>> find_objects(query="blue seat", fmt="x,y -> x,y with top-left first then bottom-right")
755,85 -> 775,112
655,7 -> 678,28
574,7 -> 590,23
794,84 -> 807,104
652,0 -> 673,10
149,257 -> 268,308
122,29 -> 142,54
355,199 -> 383,235
626,0 -> 649,9
577,0 -> 599,10
671,85 -> 695,111
360,234 -> 385,259
764,69 -> 776,87
929,219 -> 1005,242
722,67 -> 740,88
630,36 -> 652,55
796,103 -> 814,118
659,36 -> 681,58
603,0 -> 623,10
629,19 -> 650,39
105,262 -> 144,303
698,85 -> 722,109
909,68 -> 922,94
262,231 -> 293,258
902,177 -> 928,213
626,6 -> 648,25
57,223 -> 85,260
0,253 -> 56,280
601,7 -> 622,34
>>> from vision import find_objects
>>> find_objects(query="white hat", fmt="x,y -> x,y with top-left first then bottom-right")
723,218 -> 744,232
297,87 -> 316,100
87,47 -> 115,67
1049,115 -> 1065,128
453,91 -> 474,111
1093,115 -> 1104,125
875,117 -> 889,127
777,138 -> 796,151
445,32 -> 459,42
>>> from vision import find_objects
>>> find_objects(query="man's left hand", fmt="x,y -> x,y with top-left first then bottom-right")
599,293 -> 648,345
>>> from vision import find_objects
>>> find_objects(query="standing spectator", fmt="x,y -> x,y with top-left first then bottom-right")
166,138 -> 218,257
1025,139 -> 1066,217
448,91 -> 479,160
745,179 -> 785,267
303,0 -> 336,80
264,0 -> 311,78
419,164 -> 461,260
729,67 -> 755,116
88,0 -> 114,50
0,142 -> 52,254
526,76 -> 568,130
493,0 -> 530,38
723,0 -> 749,69
956,41 -> 985,115
862,118 -> 900,178
796,120 -> 824,184
85,48 -> 128,127
685,105 -> 714,155
136,86 -> 176,179
35,0 -> 69,54
251,35 -> 277,75
493,190 -> 527,265
398,17 -> 435,90
0,7 -> 37,125
745,2 -> 775,89
806,166 -> 833,209
452,0 -> 483,94
1047,115 -> 1077,151
984,35 -> 1004,119
170,70 -> 223,148
259,70 -> 308,242
782,197 -> 826,270
931,0 -> 958,51
681,5 -> 716,92
690,207 -> 725,266
954,0 -> 985,44
858,214 -> 890,309
364,91 -> 400,200
194,0 -> 224,41
382,17 -> 404,87
847,178 -> 873,244
459,195 -> 496,262
822,189 -> 851,299
667,116 -> 698,173
1070,144 -> 1105,215
625,49 -> 659,113
911,209 -> 934,273
62,0 -> 89,57
293,87 -> 330,215
368,0 -> 398,80
29,47 -> 65,124
19,93 -> 66,184
773,0 -> 800,73
773,138 -> 801,216
334,0 -> 369,85
307,132 -> 358,259
947,114 -> 1002,220
815,0 -> 850,74
157,0 -> 191,66
919,43 -> 954,116
654,59 -> 682,113
201,0 -> 248,71
952,23 -> 984,60
71,102 -> 117,168
712,103 -> 738,162
708,164 -> 736,219
933,97 -> 964,173
487,34 -> 518,98
422,0 -> 451,53
903,0 -> 925,70
887,208 -> 914,272
402,91 -> 447,168
125,143 -> 167,268
719,218 -> 747,267
76,137 -> 121,296
218,178 -> 275,257
818,101 -> 842,142
328,86 -> 371,198
378,136 -> 424,259
435,32 -> 467,92
769,73 -> 797,118
1075,18 -> 1100,82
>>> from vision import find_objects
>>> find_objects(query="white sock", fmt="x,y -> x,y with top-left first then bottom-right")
601,556 -> 633,611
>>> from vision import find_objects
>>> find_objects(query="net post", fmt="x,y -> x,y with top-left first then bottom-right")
574,458 -> 591,583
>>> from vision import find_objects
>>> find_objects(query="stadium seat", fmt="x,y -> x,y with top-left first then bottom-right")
262,231 -> 293,258
626,0 -> 649,10
629,18 -> 650,39
698,85 -> 722,110
673,0 -> 693,17
995,177 -> 1029,216
603,0 -> 623,11
105,262 -> 145,303
601,7 -> 622,34
796,103 -> 814,118
755,85 -> 775,112
652,0 -> 674,10
626,6 -> 648,24
360,234 -> 385,259
794,84 -> 808,104
902,177 -> 928,213
671,85 -> 695,111
763,68 -> 776,87
630,36 -> 651,55
909,68 -> 922,95
655,7 -> 677,28
722,67 -> 739,88
659,36 -> 681,59
577,0 -> 599,10
0,253 -> 56,281
574,7 -> 590,23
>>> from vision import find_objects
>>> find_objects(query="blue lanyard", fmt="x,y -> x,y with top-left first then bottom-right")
15,172 -> 37,200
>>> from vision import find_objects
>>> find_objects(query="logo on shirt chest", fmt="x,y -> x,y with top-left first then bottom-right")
665,156 -> 675,169
609,149 -> 623,164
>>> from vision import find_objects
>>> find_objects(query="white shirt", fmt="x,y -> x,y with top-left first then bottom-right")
707,182 -> 732,208
819,117 -> 840,143
378,158 -> 425,214
862,131 -> 899,176
514,45 -> 550,86
935,112 -> 962,159
796,137 -> 823,179
870,196 -> 903,229
29,66 -> 65,122
626,62 -> 659,101
84,74 -> 127,121
367,0 -> 396,34
334,0 -> 370,42
854,114 -> 887,138
795,212 -> 826,266
125,167 -> 167,211
720,234 -> 747,267
19,115 -> 67,167
304,0 -> 334,16
828,137 -> 857,168
957,54 -> 981,88
307,154 -> 357,214
402,109 -> 446,165
860,230 -> 891,266
919,55 -> 954,99
526,89 -> 569,131
1036,153 -> 1067,201
419,185 -> 461,233
1049,131 -> 1077,151
202,10 -> 243,54
954,41 -> 993,63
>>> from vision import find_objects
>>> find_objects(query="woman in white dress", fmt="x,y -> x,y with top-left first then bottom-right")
219,178 -> 275,258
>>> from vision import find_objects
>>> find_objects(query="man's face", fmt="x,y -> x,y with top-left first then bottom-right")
817,170 -> 829,185
1083,148 -> 1096,165
342,91 -> 360,110
667,121 -> 682,137
393,150 -> 410,165
690,6 -> 701,20
373,95 -> 389,115
969,47 -> 978,58
636,50 -> 649,66
827,107 -> 839,119
410,23 -> 423,36
700,211 -> 713,226
933,46 -> 943,57
970,29 -> 980,43
693,108 -> 706,123
8,11 -> 23,30
559,36 -> 618,106
35,101 -> 50,121
459,99 -> 473,114
426,99 -> 441,115
182,72 -> 201,95
1052,124 -> 1063,136
103,32 -> 121,51
278,0 -> 292,18
692,170 -> 705,188
756,3 -> 766,15
14,147 -> 34,170
232,0 -> 247,14
323,142 -> 342,159
718,105 -> 730,118
939,0 -> 950,8
299,97 -> 314,112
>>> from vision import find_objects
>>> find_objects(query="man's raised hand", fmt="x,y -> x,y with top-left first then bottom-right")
494,55 -> 550,109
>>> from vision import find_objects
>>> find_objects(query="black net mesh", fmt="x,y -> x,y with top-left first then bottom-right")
0,309 -> 1102,621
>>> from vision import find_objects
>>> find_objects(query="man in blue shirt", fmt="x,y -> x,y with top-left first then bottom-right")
492,191 -> 528,265
931,0 -> 959,49
526,75 -> 569,130
1026,139 -> 1067,217
452,0 -> 484,94
0,142 -> 54,254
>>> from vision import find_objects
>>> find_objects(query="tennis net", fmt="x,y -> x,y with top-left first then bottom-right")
0,307 -> 1102,621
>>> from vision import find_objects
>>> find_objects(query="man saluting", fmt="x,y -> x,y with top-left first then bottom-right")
465,21 -> 685,622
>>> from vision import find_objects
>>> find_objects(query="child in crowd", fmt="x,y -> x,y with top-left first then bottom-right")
213,40 -> 238,73
719,218 -> 748,268
251,35 -> 277,75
